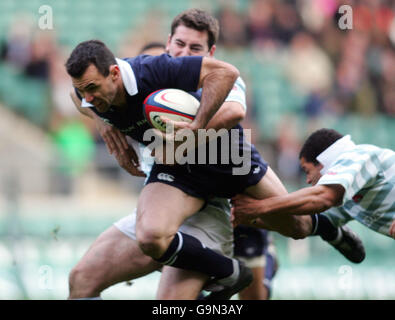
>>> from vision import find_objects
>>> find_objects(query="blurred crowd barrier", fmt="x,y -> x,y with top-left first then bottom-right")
1,0 -> 395,299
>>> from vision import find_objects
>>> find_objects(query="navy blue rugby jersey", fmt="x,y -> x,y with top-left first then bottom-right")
75,53 -> 202,144
75,54 -> 259,169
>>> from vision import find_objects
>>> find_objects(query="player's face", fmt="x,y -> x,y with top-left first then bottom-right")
72,64 -> 119,113
300,157 -> 323,186
166,25 -> 215,57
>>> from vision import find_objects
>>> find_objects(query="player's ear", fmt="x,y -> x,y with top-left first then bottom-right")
208,45 -> 216,57
109,64 -> 120,80
165,34 -> 172,53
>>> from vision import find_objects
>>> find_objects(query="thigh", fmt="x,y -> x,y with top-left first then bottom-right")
244,167 -> 287,199
137,182 -> 205,237
75,225 -> 160,289
157,266 -> 208,300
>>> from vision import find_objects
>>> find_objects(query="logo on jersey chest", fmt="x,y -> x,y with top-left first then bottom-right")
115,119 -> 148,134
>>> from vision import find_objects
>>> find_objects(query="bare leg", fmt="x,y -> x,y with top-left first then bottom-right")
137,182 -> 241,287
157,266 -> 208,300
244,167 -> 288,199
136,182 -> 204,259
238,266 -> 268,300
68,226 -> 160,299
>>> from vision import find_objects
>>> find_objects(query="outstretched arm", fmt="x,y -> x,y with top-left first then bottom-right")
232,184 -> 345,225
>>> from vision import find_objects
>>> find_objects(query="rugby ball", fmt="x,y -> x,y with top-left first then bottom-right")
143,89 -> 200,132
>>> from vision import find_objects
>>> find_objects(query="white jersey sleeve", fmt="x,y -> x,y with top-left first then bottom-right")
224,76 -> 247,111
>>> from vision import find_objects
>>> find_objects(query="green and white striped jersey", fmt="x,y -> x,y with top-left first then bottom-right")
318,142 -> 395,238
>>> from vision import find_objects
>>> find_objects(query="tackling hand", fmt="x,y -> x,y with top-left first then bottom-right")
231,194 -> 262,226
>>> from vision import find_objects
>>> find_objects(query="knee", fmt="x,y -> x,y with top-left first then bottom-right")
136,226 -> 171,259
289,216 -> 312,240
68,264 -> 101,299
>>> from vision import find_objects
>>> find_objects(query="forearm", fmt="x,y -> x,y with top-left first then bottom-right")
254,186 -> 336,218
195,60 -> 239,128
205,102 -> 245,130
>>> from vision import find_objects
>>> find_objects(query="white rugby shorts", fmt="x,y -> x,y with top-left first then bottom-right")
114,198 -> 234,258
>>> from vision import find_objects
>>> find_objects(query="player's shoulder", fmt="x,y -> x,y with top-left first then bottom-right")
126,53 -> 202,72
356,144 -> 395,170
327,144 -> 387,176
122,54 -> 174,82
123,53 -> 170,66
336,144 -> 381,160
347,144 -> 389,165
355,143 -> 382,152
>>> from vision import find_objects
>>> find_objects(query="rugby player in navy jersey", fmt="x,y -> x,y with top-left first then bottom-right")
67,9 -> 278,300
67,13 -> 244,299
66,37 -> 311,298
69,10 -> 266,300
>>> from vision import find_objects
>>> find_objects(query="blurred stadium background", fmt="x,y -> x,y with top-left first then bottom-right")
1,0 -> 395,299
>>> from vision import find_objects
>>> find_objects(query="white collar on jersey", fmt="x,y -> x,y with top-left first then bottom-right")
81,58 -> 138,107
316,135 -> 356,174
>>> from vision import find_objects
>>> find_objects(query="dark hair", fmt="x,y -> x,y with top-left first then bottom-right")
139,42 -> 166,54
170,8 -> 219,49
299,128 -> 343,165
65,40 -> 116,78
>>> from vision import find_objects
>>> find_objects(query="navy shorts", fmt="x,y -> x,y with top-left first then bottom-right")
146,144 -> 267,199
